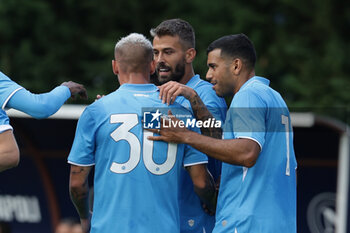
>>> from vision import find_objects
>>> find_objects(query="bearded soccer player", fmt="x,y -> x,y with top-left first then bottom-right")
151,18 -> 227,233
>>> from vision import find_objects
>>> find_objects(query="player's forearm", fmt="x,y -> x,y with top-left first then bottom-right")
70,183 -> 90,219
69,166 -> 91,219
0,150 -> 19,172
183,131 -> 258,167
193,171 -> 217,213
0,130 -> 20,172
188,92 -> 222,139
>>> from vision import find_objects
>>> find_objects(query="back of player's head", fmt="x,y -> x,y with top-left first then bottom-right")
207,34 -> 256,70
150,18 -> 195,49
114,33 -> 153,73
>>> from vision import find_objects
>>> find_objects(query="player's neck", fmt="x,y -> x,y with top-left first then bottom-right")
119,73 -> 150,85
179,66 -> 195,85
234,70 -> 255,94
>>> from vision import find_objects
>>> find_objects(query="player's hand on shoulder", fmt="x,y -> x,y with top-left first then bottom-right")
158,81 -> 196,105
61,81 -> 88,100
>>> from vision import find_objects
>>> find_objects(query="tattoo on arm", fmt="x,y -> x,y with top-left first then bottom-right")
70,165 -> 91,219
189,93 -> 223,139
71,167 -> 87,174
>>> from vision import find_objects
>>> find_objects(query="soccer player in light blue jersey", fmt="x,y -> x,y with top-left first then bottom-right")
148,34 -> 297,233
0,109 -> 19,172
151,19 -> 227,233
68,33 -> 216,233
0,71 -> 87,118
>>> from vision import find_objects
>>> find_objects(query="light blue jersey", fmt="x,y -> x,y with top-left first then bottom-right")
214,76 -> 297,233
68,84 -> 208,233
0,72 -> 23,110
0,109 -> 12,133
175,75 -> 227,233
0,71 -> 71,118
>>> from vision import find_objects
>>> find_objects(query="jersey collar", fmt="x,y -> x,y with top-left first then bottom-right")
185,74 -> 201,88
239,76 -> 270,92
119,83 -> 159,92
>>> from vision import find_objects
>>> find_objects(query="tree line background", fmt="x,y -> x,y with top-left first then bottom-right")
0,0 -> 349,121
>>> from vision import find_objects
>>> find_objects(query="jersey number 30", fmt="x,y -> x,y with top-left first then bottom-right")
109,114 -> 177,175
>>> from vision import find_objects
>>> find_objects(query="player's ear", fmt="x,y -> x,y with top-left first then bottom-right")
231,58 -> 242,75
150,60 -> 156,75
185,48 -> 196,63
112,59 -> 119,75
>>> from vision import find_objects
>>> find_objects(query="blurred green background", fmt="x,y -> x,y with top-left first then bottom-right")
0,0 -> 349,120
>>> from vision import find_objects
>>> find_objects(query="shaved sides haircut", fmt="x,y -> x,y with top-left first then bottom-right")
207,34 -> 256,71
114,33 -> 153,72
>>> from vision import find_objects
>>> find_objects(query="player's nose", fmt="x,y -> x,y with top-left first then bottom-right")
206,69 -> 213,82
155,53 -> 165,64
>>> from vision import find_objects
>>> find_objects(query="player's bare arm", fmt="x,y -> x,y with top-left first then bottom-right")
158,81 -> 222,139
69,165 -> 92,233
186,164 -> 217,215
147,111 -> 260,167
61,81 -> 88,100
188,91 -> 223,139
0,130 -> 19,172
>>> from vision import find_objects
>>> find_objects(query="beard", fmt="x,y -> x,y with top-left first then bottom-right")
156,60 -> 186,85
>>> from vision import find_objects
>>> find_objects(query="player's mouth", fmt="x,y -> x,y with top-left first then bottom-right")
210,81 -> 217,89
157,66 -> 172,76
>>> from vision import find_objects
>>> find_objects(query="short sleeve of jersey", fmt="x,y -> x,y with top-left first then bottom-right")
0,109 -> 12,133
183,145 -> 208,167
0,72 -> 23,110
68,108 -> 96,166
229,90 -> 266,150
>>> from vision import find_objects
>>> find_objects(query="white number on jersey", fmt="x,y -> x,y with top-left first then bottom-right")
109,114 -> 177,175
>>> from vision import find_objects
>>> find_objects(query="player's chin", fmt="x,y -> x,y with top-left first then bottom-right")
213,85 -> 223,97
216,92 -> 224,98
158,75 -> 172,85
216,89 -> 227,98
